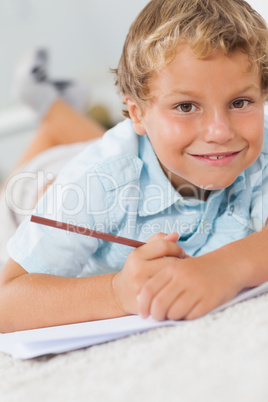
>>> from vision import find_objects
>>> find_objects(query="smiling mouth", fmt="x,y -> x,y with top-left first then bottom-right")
188,150 -> 243,166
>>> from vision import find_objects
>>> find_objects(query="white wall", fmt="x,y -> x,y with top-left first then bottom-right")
0,0 -> 266,114
0,0 -> 148,119
249,0 -> 267,20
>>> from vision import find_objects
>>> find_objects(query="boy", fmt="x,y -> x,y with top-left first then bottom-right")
0,0 -> 268,332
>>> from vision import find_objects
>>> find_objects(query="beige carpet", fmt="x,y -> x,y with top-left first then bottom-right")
1,292 -> 268,402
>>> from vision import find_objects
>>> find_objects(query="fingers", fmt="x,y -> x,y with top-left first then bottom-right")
138,272 -> 201,321
166,292 -> 200,321
137,237 -> 184,260
146,232 -> 179,244
163,232 -> 180,243
129,256 -> 179,295
119,231 -> 187,316
138,269 -> 173,319
137,266 -> 202,321
137,268 -> 186,321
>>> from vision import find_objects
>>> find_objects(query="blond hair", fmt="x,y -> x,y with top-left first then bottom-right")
114,0 -> 268,118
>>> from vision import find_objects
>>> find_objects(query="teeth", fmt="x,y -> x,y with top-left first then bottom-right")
204,153 -> 232,160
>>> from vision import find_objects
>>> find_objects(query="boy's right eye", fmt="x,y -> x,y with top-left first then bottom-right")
176,103 -> 197,113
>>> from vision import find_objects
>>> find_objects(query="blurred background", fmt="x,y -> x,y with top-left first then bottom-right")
0,0 -> 267,181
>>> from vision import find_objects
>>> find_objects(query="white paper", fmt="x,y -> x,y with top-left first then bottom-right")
1,281 -> 268,360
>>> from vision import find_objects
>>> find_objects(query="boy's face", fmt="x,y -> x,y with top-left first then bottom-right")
127,45 -> 264,195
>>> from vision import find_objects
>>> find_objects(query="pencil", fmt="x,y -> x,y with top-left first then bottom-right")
30,215 -> 145,248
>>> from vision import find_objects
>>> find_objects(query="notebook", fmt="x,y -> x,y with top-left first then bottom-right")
1,280 -> 268,360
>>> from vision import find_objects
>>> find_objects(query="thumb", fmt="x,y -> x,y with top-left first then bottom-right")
163,232 -> 179,243
146,231 -> 179,243
146,232 -> 185,259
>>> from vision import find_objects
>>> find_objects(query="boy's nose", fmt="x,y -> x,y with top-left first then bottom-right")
203,111 -> 234,144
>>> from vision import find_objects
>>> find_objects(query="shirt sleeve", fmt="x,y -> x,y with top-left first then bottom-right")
7,153 -> 108,277
250,154 -> 268,231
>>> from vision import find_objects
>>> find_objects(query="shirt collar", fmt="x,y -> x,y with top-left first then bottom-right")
137,135 -> 205,216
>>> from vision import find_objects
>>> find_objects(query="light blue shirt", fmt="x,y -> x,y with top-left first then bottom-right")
7,117 -> 268,277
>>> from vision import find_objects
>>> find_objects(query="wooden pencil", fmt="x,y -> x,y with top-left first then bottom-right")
30,215 -> 145,248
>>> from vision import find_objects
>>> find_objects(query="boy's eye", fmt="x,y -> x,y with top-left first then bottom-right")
176,103 -> 197,113
230,99 -> 251,109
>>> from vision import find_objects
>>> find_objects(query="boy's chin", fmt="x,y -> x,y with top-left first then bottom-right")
191,175 -> 240,192
198,178 -> 238,191
170,172 -> 240,195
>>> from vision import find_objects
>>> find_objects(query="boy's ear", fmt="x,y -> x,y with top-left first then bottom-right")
124,97 -> 146,135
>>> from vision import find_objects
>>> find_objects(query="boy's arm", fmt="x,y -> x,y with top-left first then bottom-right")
0,233 -> 184,333
206,223 -> 268,289
0,258 -> 125,333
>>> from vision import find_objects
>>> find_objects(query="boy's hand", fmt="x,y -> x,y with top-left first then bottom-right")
137,255 -> 241,321
111,232 -> 185,315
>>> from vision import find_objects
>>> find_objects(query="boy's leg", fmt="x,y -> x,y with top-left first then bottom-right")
16,99 -> 106,169
0,99 -> 106,268
0,50 -> 107,270
11,48 -> 106,169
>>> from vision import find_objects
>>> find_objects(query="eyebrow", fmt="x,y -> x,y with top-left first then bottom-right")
163,88 -> 198,99
236,84 -> 261,93
163,83 -> 261,100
